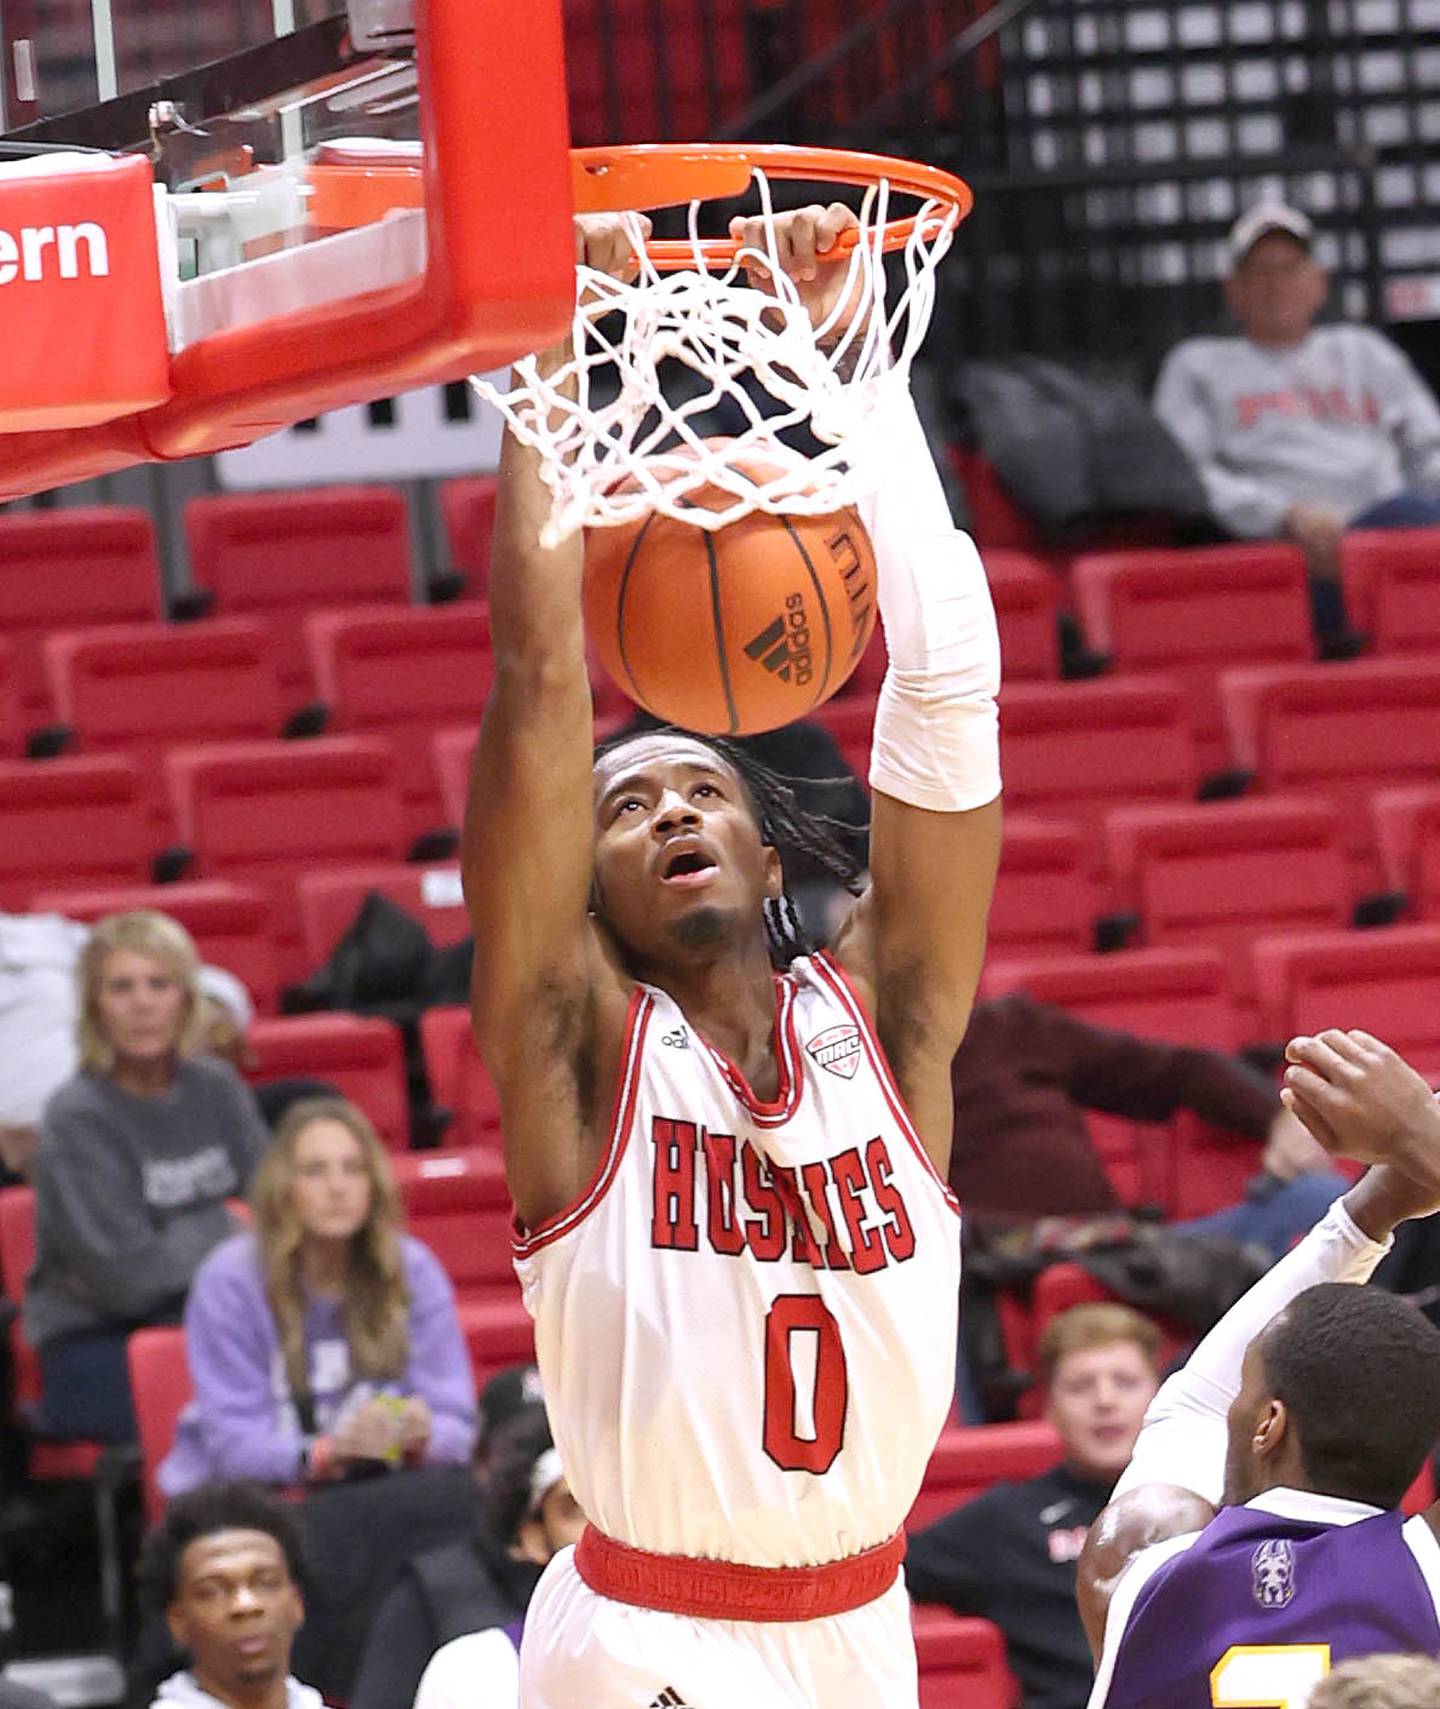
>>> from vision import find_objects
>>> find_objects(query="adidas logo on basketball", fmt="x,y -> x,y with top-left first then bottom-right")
744,592 -> 813,687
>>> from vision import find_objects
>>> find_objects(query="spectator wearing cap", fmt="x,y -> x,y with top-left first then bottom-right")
907,1305 -> 1162,1709
1154,203 -> 1440,651
24,911 -> 269,1444
347,1364 -> 583,1709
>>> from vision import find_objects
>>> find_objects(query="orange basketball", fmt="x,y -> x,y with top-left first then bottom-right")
583,451 -> 879,736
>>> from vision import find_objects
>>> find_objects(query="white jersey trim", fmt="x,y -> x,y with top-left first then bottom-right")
1402,1514 -> 1440,1625
511,987 -> 655,1258
1086,1530 -> 1202,1709
810,950 -> 960,1216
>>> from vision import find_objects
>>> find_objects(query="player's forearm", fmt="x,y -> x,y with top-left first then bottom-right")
487,425 -> 590,681
857,387 -> 1001,814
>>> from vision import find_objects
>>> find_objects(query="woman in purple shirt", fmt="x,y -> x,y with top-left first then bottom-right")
162,1096 -> 476,1495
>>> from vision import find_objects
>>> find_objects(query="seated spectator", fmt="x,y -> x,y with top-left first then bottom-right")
949,993 -> 1346,1259
24,912 -> 269,1443
907,1305 -> 1162,1709
1310,1654 -> 1440,1709
162,1097 -> 475,1495
136,1480 -> 319,1709
349,1365 -> 582,1709
1154,203 -> 1440,652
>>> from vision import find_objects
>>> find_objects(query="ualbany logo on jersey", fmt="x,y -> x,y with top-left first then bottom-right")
1252,1538 -> 1297,1608
806,1024 -> 861,1080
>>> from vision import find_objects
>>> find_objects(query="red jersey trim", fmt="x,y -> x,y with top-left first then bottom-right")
699,973 -> 804,1128
512,988 -> 655,1258
574,1525 -> 905,1622
809,951 -> 961,1216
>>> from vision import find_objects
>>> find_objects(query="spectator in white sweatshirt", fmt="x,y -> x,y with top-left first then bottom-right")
1154,203 -> 1440,651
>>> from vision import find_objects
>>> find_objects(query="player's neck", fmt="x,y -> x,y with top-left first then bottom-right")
649,942 -> 780,1093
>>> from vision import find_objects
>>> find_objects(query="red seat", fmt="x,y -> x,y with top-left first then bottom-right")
455,1297 -> 534,1392
245,1014 -> 411,1150
908,1421 -> 1063,1532
1029,1265 -> 1190,1374
1252,925 -> 1440,1078
305,606 -> 492,834
1073,544 -> 1312,769
184,487 -> 412,696
913,1606 -> 1014,1709
950,448 -> 1050,555
438,476 -> 497,595
299,864 -> 470,974
0,639 -> 20,758
419,1006 -> 503,1147
812,696 -> 876,784
0,507 -> 161,717
28,881 -> 279,1015
989,817 -> 1093,960
1220,657 -> 1440,873
1104,798 -> 1349,1009
982,948 -> 1240,1210
1373,787 -> 1440,919
986,550 -> 1062,681
43,619 -> 281,814
564,0 -> 749,145
165,737 -> 407,973
1342,527 -> 1440,654
127,1326 -> 191,1525
1001,676 -> 1197,863
0,756 -> 150,911
391,1149 -> 518,1302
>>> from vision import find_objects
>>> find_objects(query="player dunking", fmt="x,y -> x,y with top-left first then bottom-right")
460,207 -> 1002,1707
1079,1029 -> 1440,1709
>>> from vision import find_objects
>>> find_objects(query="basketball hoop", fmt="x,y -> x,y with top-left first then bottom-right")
472,144 -> 973,547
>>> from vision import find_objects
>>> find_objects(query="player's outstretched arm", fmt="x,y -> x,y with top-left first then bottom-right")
463,216 -> 646,1230
1077,1029 -> 1440,1662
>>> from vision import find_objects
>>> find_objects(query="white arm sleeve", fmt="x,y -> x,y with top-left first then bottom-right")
1111,1196 -> 1392,1507
854,386 -> 1001,814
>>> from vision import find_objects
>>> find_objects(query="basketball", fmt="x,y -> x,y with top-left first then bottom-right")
583,448 -> 879,735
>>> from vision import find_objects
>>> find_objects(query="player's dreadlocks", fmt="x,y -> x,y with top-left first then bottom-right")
595,724 -> 867,967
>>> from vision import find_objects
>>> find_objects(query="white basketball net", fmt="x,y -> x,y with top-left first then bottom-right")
471,169 -> 960,547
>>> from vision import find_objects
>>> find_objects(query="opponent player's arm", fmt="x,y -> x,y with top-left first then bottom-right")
462,218 -> 642,1229
1077,1029 -> 1440,1659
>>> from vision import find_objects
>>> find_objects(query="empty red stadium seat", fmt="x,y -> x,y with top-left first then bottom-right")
986,550 -> 1062,680
950,447 -> 1049,555
1220,657 -> 1440,871
0,507 -> 161,716
183,487 -> 413,694
1,756 -> 149,911
390,1148 -> 517,1302
419,1006 -> 503,1147
299,864 -> 470,974
1104,798 -> 1349,1008
128,1326 -> 191,1524
908,1421 -> 1063,1531
432,726 -> 478,831
1030,1264 -> 1191,1372
913,1607 -> 1014,1709
43,619 -> 281,810
165,738 -> 407,971
28,881 -> 279,1015
438,476 -> 497,594
0,639 -> 19,758
1342,527 -> 1440,654
812,696 -> 876,783
455,1297 -> 535,1392
1073,543 -> 1312,769
982,948 -> 1240,1209
1001,676 -> 1197,861
1253,925 -> 1440,1077
989,817 -> 1093,960
1373,787 -> 1440,919
305,606 -> 491,833
245,1014 -> 411,1150
564,0 -> 749,145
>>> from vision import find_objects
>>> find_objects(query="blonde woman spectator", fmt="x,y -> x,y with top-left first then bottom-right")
162,1098 -> 476,1494
1309,1654 -> 1440,1709
24,912 -> 268,1443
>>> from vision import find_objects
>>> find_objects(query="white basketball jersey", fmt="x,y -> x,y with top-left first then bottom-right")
513,949 -> 961,1570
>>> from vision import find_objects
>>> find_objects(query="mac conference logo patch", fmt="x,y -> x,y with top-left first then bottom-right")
806,1024 -> 861,1080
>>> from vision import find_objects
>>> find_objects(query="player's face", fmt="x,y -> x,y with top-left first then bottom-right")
591,736 -> 781,964
1224,233 -> 1327,348
1046,1341 -> 1159,1482
165,1530 -> 303,1700
1222,1338 -> 1274,1506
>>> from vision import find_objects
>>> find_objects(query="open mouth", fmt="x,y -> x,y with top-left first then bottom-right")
661,847 -> 719,886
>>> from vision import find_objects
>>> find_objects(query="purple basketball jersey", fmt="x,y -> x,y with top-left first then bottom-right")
1101,1502 -> 1440,1709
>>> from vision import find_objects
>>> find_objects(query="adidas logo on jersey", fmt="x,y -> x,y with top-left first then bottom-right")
661,1027 -> 690,1049
744,592 -> 813,687
805,1023 -> 861,1080
650,1690 -> 690,1708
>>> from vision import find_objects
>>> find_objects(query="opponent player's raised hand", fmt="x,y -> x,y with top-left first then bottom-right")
730,202 -> 863,336
1282,1028 -> 1440,1204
